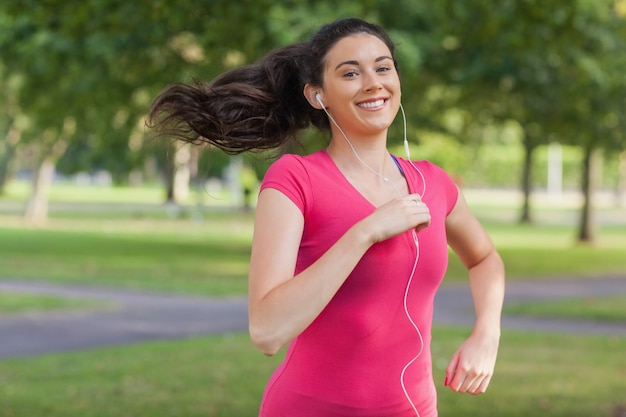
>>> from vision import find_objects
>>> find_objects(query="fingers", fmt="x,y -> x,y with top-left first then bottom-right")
444,332 -> 499,395
405,194 -> 430,232
403,193 -> 429,213
445,356 -> 494,395
446,370 -> 493,395
445,348 -> 494,395
369,194 -> 430,241
406,193 -> 424,205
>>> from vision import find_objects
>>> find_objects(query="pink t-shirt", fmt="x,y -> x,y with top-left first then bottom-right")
258,150 -> 459,417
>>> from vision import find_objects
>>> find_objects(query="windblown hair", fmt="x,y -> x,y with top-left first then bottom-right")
147,18 -> 397,154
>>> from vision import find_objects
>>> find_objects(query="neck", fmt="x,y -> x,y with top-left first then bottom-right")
327,135 -> 393,183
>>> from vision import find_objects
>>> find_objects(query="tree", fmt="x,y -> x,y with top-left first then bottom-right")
1,0 -> 380,217
404,0 -> 626,242
0,68 -> 24,195
543,0 -> 626,241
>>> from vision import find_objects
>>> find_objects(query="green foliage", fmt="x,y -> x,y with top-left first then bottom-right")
1,0 -> 625,229
398,137 -> 619,190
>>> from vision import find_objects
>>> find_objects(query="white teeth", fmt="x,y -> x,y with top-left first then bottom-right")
358,99 -> 385,108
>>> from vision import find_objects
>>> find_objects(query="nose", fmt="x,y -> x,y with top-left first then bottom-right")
362,69 -> 383,92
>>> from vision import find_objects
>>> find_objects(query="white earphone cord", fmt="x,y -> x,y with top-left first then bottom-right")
318,99 -> 403,195
319,100 -> 426,417
400,103 -> 426,198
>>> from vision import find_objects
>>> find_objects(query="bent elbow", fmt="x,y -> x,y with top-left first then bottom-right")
249,325 -> 282,356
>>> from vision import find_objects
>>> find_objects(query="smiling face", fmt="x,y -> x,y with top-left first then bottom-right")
316,34 -> 401,138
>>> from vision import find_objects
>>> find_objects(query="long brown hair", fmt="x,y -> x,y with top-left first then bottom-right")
146,18 -> 397,154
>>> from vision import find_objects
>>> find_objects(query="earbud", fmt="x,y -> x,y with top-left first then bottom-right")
315,93 -> 324,108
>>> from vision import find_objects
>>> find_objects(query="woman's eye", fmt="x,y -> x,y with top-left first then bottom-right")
377,66 -> 391,73
342,70 -> 359,78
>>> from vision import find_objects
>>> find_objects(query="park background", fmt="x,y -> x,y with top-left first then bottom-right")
1,1 -> 625,416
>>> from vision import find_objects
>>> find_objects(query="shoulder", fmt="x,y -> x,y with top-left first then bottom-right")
260,150 -> 328,212
393,156 -> 455,185
406,158 -> 449,177
394,156 -> 460,214
263,151 -> 326,182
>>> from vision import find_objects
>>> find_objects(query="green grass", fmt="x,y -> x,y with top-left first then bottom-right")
3,180 -> 204,204
0,292 -> 109,315
432,327 -> 626,417
445,219 -> 626,280
0,333 -> 274,417
1,213 -> 624,297
0,328 -> 624,417
0,182 -> 625,416
2,183 -> 625,297
504,296 -> 626,323
0,213 -> 254,296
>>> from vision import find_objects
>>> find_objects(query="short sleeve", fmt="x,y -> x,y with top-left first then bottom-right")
423,161 -> 459,215
260,154 -> 311,214
398,157 -> 459,216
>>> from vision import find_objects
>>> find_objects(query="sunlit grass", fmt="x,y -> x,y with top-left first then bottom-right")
0,329 -> 624,417
1,184 -> 625,294
0,292 -> 109,315
3,180 -> 166,203
504,295 -> 626,322
433,327 -> 626,417
1,182 -> 625,417
0,221 -> 253,296
2,179 -> 236,207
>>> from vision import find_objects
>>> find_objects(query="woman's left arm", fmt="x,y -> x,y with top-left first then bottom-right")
443,188 -> 505,395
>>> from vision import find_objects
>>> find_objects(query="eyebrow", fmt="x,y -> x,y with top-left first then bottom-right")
334,56 -> 393,70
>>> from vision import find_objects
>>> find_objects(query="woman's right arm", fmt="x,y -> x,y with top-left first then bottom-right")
248,188 -> 428,356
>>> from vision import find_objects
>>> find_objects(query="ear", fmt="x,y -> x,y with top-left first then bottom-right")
303,84 -> 323,109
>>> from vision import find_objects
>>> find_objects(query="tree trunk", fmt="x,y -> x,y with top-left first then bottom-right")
519,137 -> 535,224
617,150 -> 626,208
24,119 -> 74,224
173,142 -> 191,202
163,142 -> 175,203
162,141 -> 192,204
577,146 -> 599,243
0,124 -> 22,195
24,153 -> 57,223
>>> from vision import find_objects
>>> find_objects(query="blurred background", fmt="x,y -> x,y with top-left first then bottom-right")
0,0 -> 624,233
1,1 -> 625,416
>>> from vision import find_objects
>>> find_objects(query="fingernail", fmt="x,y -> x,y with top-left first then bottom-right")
444,376 -> 449,386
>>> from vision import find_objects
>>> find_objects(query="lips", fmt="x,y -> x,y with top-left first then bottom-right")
357,98 -> 387,109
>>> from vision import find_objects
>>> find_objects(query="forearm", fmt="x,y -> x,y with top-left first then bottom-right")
468,250 -> 505,337
444,191 -> 505,394
249,220 -> 373,355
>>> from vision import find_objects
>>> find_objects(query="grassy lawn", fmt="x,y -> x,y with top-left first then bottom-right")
0,292 -> 109,315
1,216 -> 625,298
0,329 -> 624,417
0,212 -> 254,296
504,295 -> 626,322
0,203 -> 625,297
0,183 -> 625,416
432,327 -> 626,417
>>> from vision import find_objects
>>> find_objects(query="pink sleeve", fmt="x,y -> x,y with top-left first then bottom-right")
421,160 -> 459,215
394,156 -> 459,216
260,154 -> 310,214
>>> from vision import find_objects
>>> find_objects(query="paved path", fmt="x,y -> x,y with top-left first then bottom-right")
1,276 -> 625,359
